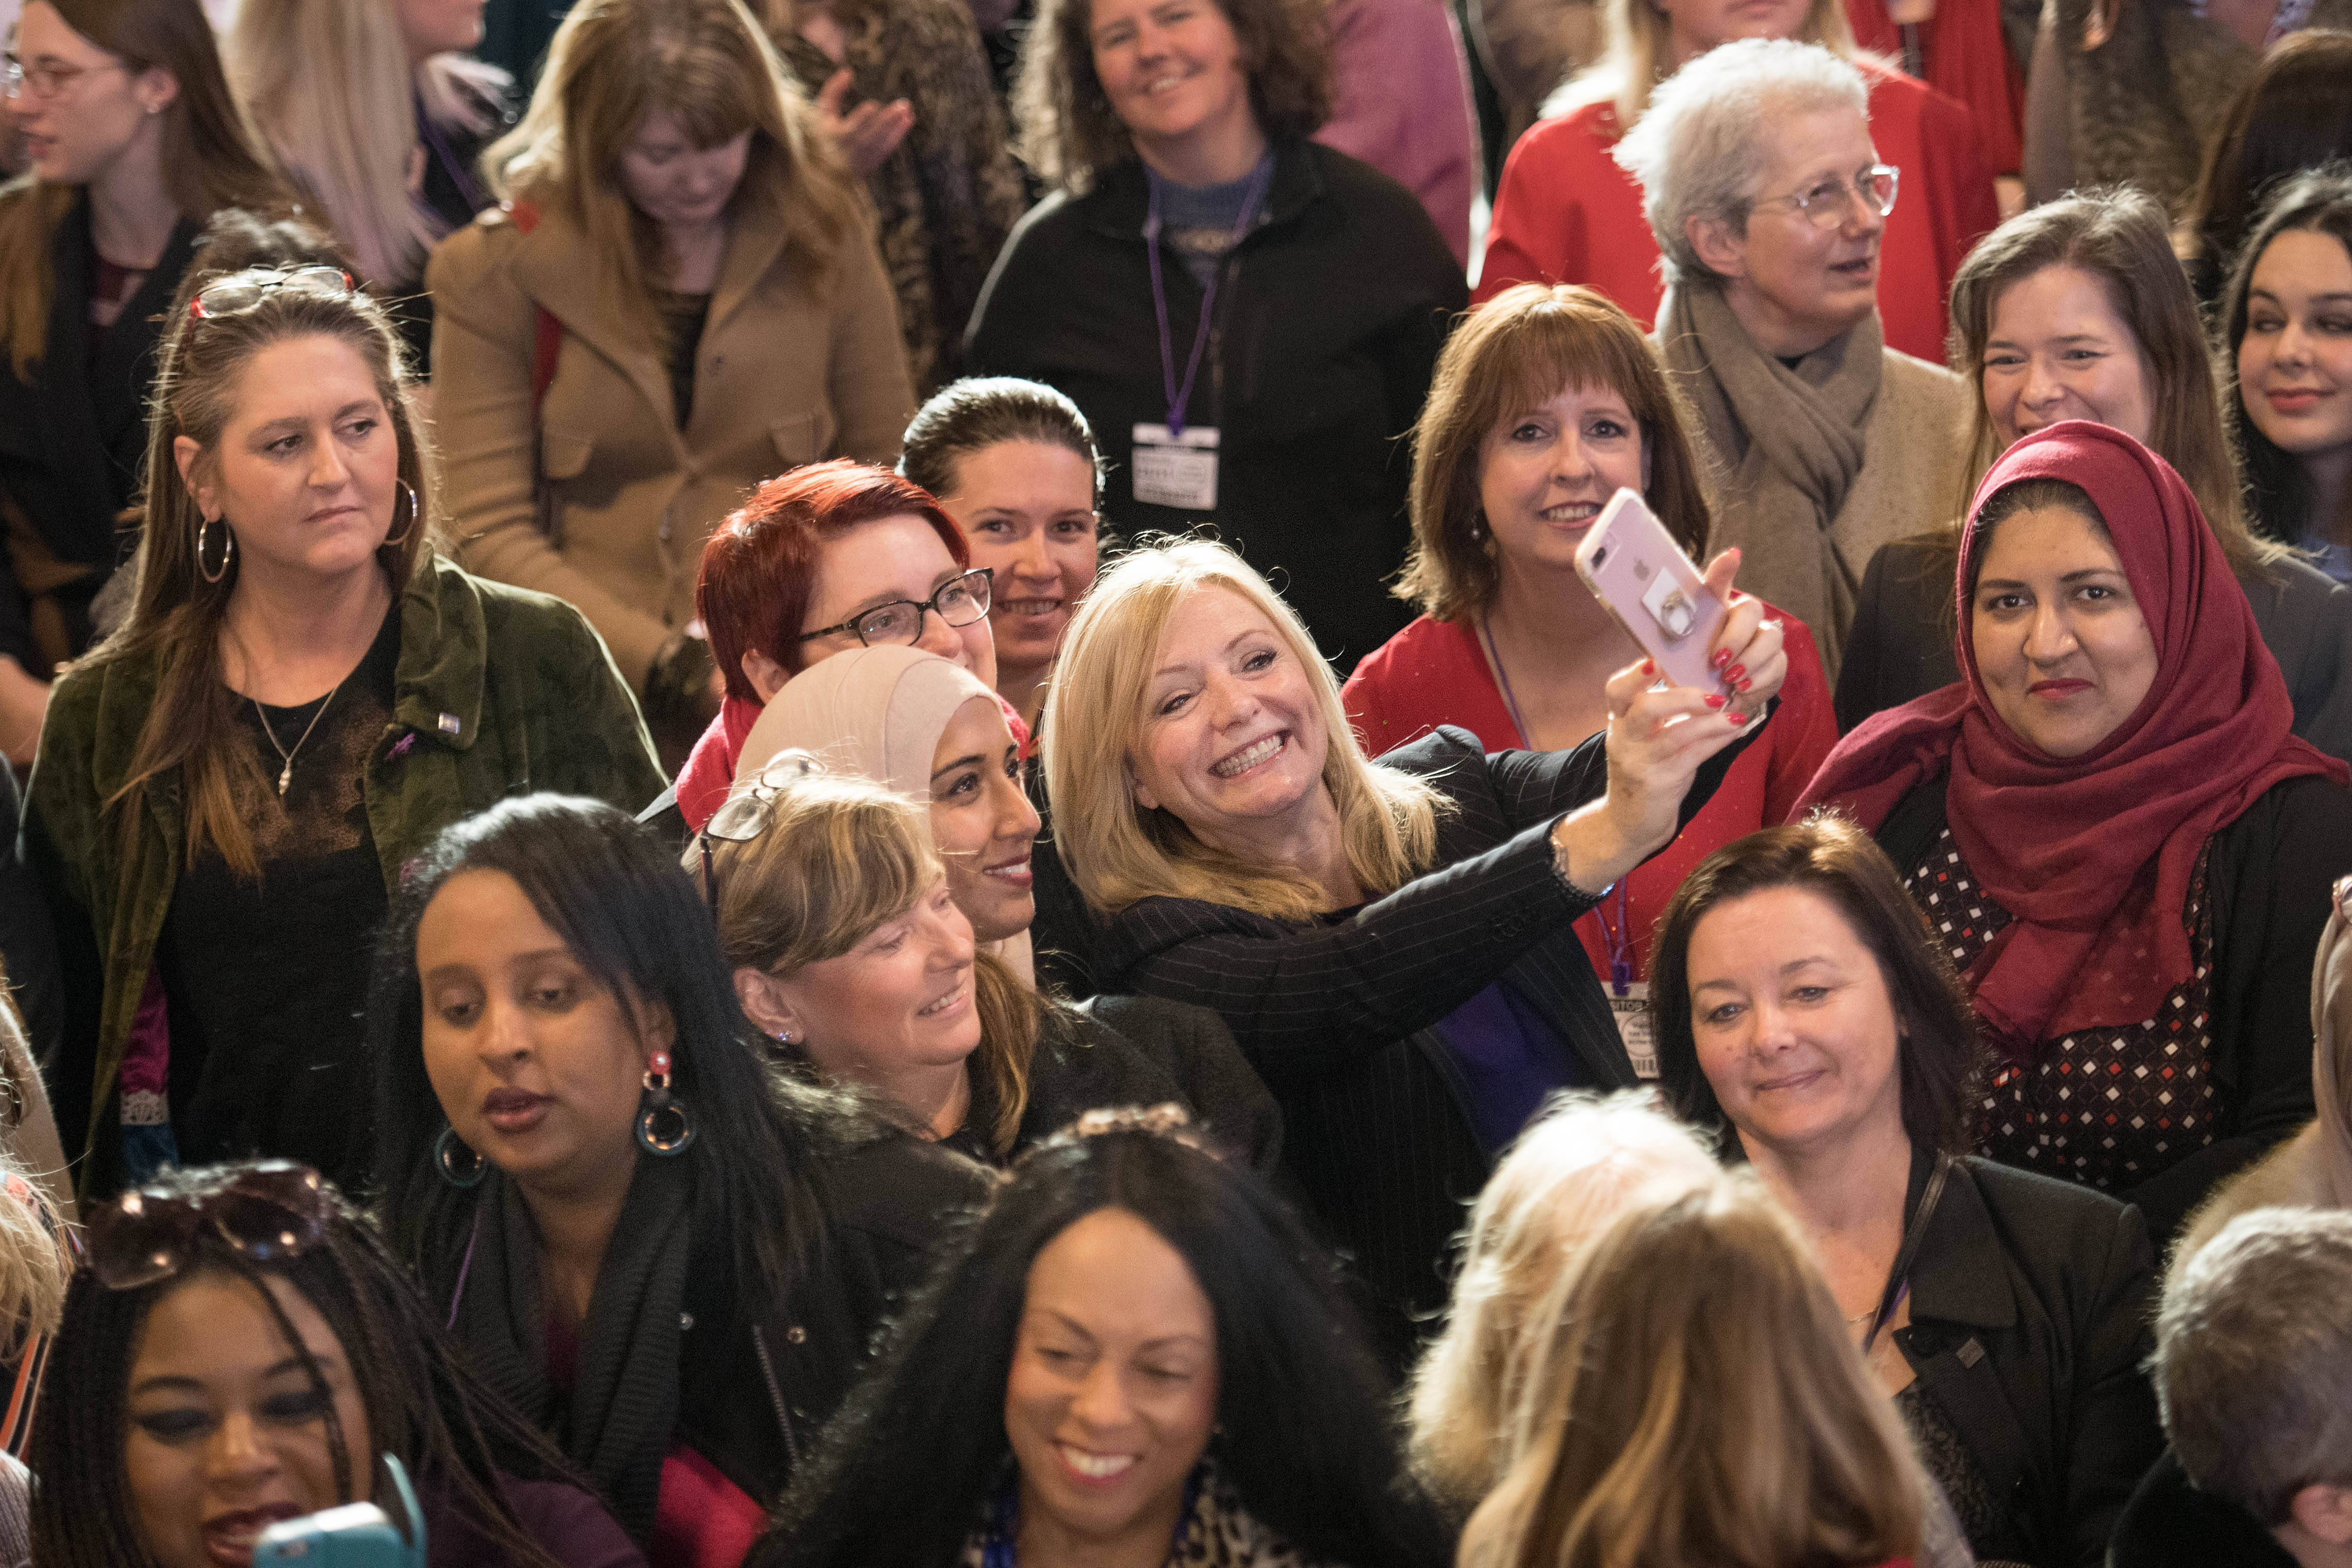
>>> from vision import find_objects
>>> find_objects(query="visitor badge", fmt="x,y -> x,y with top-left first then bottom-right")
1132,423 -> 1220,511
1610,981 -> 1656,1079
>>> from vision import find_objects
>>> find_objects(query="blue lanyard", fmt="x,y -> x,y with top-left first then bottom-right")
1143,158 -> 1273,439
982,1466 -> 1204,1568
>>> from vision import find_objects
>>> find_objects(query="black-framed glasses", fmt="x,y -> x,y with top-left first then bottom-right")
2,52 -> 130,99
189,265 -> 355,321
88,1162 -> 331,1291
797,568 -> 993,648
1755,163 -> 1900,229
695,749 -> 828,912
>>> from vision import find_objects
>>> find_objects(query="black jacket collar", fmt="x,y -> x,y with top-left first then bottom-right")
1905,1146 -> 2021,1331
1075,135 -> 1329,242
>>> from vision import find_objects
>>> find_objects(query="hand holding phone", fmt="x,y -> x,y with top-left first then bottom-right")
1573,489 -> 1730,695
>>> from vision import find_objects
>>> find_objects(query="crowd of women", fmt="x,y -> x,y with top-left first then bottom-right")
4,0 -> 2352,1560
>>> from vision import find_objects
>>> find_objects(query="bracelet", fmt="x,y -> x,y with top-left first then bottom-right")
1548,817 -> 1612,902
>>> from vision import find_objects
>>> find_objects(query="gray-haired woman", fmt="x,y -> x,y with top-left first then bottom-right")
1612,37 -> 1971,684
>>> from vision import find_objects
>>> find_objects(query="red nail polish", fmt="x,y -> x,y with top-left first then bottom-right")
1704,693 -> 1726,709
1726,664 -> 1745,683
1737,676 -> 1753,692
1641,659 -> 1655,676
1730,710 -> 1753,725
1712,649 -> 1730,669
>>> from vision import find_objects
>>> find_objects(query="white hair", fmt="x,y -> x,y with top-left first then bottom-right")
1610,38 -> 1869,287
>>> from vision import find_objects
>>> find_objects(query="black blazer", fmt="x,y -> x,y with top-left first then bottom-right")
0,192 -> 200,666
1091,723 -> 1745,1356
2107,1449 -> 2300,1568
1896,1153 -> 2161,1568
1873,771 -> 2352,1241
965,137 -> 1467,672
1837,537 -> 2352,763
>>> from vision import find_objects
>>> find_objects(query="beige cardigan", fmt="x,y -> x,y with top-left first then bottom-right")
426,194 -> 916,687
1675,336 -> 1971,683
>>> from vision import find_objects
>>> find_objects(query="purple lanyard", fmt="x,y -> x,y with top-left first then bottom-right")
1143,157 -> 1274,440
1594,880 -> 1635,995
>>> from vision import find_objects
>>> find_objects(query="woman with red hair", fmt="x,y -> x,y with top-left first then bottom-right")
672,458 -> 995,829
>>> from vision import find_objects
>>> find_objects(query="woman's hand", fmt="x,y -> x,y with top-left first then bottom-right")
1702,548 -> 1785,720
815,69 -> 914,177
1551,654 -> 1754,893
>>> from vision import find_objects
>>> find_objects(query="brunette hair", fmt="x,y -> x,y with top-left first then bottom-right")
1647,817 -> 1982,1153
0,0 -> 288,377
82,263 -> 435,878
1456,1178 -> 1928,1568
482,0 -> 860,333
698,459 -> 972,703
2185,31 -> 2352,302
1937,188 -> 2275,578
899,376 -> 1105,508
28,1162 -> 583,1568
758,1120 -> 1449,1568
228,0 -> 508,288
711,773 -> 1041,1155
1042,538 -> 1449,923
2219,165 -> 2352,558
1012,0 -> 1332,193
1398,284 -> 1712,623
1407,1091 -> 1720,1512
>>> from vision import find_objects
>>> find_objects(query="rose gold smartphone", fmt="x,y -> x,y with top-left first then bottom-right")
1572,488 -> 1728,694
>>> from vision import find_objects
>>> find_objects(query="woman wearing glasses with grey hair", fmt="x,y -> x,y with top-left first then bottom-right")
1611,37 -> 1972,684
22,262 -> 662,1205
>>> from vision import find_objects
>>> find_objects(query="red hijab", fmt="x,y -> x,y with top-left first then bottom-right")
1795,421 -> 2345,1052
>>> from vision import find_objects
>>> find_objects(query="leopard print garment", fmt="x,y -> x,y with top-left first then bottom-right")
958,1465 -> 1322,1568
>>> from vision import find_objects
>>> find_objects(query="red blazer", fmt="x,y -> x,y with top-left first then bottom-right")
1473,65 -> 1998,365
1341,608 -> 1840,981
1843,0 -> 2024,176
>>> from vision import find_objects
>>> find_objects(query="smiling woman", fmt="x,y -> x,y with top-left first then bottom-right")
753,1116 -> 1451,1568
20,261 -> 662,1205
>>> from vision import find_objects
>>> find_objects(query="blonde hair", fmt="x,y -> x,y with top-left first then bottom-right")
1041,539 -> 1448,923
710,774 -> 1038,1154
1550,0 -> 1861,128
228,0 -> 507,288
482,0 -> 860,337
1458,1177 -> 1927,1568
1406,1092 -> 1720,1513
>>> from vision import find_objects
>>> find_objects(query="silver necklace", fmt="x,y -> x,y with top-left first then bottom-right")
253,680 -> 346,798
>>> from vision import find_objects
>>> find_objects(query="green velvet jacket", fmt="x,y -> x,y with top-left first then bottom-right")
23,552 -> 667,1199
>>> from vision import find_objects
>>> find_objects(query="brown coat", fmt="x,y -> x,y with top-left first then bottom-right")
426,195 -> 916,686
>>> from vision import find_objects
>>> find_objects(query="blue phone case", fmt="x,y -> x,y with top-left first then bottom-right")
251,1454 -> 426,1567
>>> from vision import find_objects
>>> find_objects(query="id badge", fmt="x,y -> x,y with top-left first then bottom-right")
1609,981 -> 1657,1079
1132,423 -> 1220,511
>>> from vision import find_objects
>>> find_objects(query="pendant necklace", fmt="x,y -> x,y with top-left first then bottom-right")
254,680 -> 346,798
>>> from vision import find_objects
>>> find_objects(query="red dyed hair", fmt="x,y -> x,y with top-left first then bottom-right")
698,459 -> 971,702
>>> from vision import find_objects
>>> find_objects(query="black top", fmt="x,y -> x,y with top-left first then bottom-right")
1869,771 -> 2352,1243
1893,1150 -> 2162,1568
2109,1448 -> 2300,1568
0,195 -> 201,667
154,606 -> 400,1190
0,766 -> 62,1064
965,138 -> 1468,673
1836,535 -> 2352,763
1092,721 -> 1749,1357
654,290 -> 712,430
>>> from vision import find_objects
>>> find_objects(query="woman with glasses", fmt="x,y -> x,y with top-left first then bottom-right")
31,1160 -> 646,1568
428,0 -> 914,765
709,651 -> 1279,1158
0,0 -> 288,766
370,794 -> 989,1567
669,459 -> 995,833
1471,0 -> 1995,367
20,262 -> 662,1204
1610,39 -> 1972,682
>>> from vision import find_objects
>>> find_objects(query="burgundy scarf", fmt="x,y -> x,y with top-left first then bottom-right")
1795,422 -> 2345,1052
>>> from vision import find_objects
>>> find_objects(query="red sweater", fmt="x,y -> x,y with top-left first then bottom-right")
1473,66 -> 1998,366
1340,609 -> 1839,981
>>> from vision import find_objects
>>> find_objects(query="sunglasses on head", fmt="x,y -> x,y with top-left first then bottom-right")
188,265 -> 356,321
88,1162 -> 332,1292
696,749 -> 829,912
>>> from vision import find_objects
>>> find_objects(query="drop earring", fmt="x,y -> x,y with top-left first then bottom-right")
435,1126 -> 486,1188
636,1049 -> 696,1156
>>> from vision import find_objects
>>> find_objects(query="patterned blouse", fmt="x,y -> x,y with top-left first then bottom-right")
958,1465 -> 1326,1568
1908,825 -> 2220,1193
778,0 -> 1027,394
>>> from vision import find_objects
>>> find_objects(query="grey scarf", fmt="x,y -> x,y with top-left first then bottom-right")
1657,280 -> 1883,673
447,1157 -> 694,1540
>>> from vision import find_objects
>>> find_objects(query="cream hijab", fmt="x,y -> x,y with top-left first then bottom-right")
731,646 -> 1035,984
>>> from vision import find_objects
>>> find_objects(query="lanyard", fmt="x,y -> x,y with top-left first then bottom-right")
1143,157 -> 1274,439
983,1467 -> 1203,1568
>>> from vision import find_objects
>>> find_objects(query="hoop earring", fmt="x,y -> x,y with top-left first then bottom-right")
435,1126 -> 487,1188
197,515 -> 235,584
636,1049 -> 696,1156
381,480 -> 420,548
